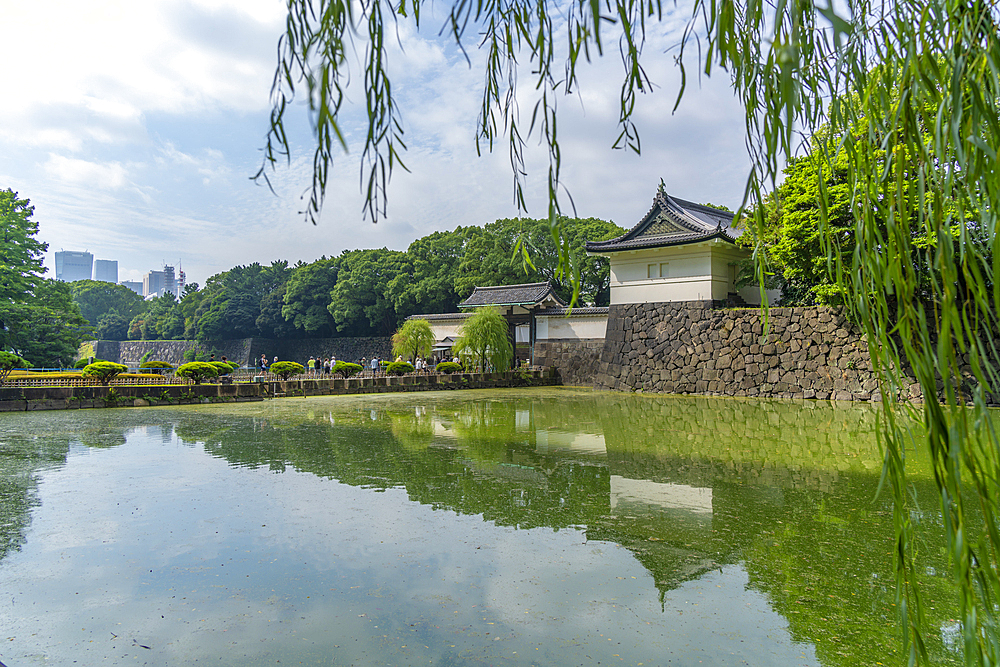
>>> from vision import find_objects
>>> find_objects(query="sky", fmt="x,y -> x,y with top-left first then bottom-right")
0,0 -> 751,288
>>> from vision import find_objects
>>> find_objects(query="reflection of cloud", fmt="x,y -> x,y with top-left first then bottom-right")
610,475 -> 714,514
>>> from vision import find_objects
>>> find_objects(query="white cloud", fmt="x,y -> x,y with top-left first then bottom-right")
2,0 -> 752,286
44,155 -> 131,190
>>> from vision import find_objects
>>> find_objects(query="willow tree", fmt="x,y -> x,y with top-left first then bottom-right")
391,318 -> 435,363
452,307 -> 512,372
263,2 -> 1000,662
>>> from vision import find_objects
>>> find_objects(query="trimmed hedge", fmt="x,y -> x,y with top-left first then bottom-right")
333,361 -> 363,378
435,361 -> 462,374
386,361 -> 414,376
176,362 -> 219,384
82,362 -> 129,385
270,361 -> 305,380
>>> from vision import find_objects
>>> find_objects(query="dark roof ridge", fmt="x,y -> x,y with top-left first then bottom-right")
585,186 -> 739,253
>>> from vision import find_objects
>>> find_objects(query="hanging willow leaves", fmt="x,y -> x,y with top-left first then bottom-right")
264,1 -> 1000,661
453,306 -> 513,371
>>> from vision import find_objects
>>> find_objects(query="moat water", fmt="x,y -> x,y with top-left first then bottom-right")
0,388 -> 961,665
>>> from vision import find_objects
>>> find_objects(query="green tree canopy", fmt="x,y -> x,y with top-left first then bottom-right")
281,258 -> 340,336
453,307 -> 513,373
0,190 -> 88,366
0,189 -> 46,303
96,309 -> 131,341
455,217 -> 623,306
391,319 -> 435,364
1,279 -> 90,367
70,280 -> 147,327
328,249 -> 412,335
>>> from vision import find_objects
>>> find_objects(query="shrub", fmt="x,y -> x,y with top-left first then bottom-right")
333,361 -> 363,378
435,361 -> 462,374
74,357 -> 106,369
176,361 -> 219,385
210,361 -> 234,377
0,352 -> 29,384
82,361 -> 129,385
140,361 -> 173,375
270,361 -> 305,380
386,361 -> 414,376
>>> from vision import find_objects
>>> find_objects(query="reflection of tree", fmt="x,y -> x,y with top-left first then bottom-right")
598,395 -> 959,666
0,435 -> 71,561
0,419 -> 139,564
173,391 -> 961,667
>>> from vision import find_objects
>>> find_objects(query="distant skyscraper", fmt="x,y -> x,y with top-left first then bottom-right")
93,259 -> 118,283
54,250 -> 93,282
177,266 -> 186,295
143,265 -> 177,298
120,281 -> 143,296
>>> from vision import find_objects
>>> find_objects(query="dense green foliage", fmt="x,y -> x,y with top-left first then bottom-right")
70,280 -> 146,329
391,319 -> 434,364
385,361 -> 414,376
72,218 -> 621,344
332,361 -> 363,377
0,190 -> 90,367
81,361 -> 128,385
176,362 -> 218,384
434,361 -> 462,374
270,361 -> 305,380
453,307 -> 513,373
210,361 -> 235,376
0,352 -> 28,384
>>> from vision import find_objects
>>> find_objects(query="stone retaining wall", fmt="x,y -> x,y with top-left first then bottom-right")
0,371 -> 558,412
595,301 -> 880,401
533,339 -> 605,386
88,337 -> 393,367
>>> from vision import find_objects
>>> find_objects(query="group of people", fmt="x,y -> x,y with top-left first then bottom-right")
306,356 -> 339,374
255,353 -> 464,375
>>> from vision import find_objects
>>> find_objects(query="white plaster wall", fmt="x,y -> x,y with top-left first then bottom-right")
610,278 -> 727,303
536,315 -> 608,340
428,320 -> 467,340
737,285 -> 783,306
604,242 -> 751,304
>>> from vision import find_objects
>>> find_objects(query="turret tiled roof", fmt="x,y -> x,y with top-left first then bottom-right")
586,188 -> 741,254
458,281 -> 566,309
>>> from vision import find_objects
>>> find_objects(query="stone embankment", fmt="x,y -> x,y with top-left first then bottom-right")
0,371 -> 557,412
533,339 -> 605,386
595,302 -> 882,401
91,337 -> 394,368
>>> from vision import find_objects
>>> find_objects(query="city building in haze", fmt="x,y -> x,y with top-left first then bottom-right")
120,281 -> 143,296
143,265 -> 177,298
93,259 -> 118,283
54,250 -> 93,282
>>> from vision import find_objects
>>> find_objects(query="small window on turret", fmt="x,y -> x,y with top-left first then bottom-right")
647,264 -> 658,279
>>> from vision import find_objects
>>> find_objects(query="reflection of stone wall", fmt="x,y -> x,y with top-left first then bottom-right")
89,337 -> 393,367
595,301 -> 880,401
533,339 -> 604,386
598,393 -> 885,492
